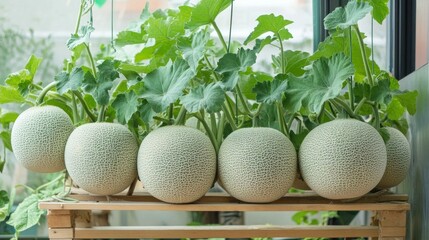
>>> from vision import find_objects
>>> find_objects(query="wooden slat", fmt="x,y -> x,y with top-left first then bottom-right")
48,228 -> 73,239
39,201 -> 410,211
68,192 -> 409,204
74,225 -> 379,238
379,226 -> 407,237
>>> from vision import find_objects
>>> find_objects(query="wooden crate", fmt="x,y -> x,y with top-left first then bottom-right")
39,191 -> 409,240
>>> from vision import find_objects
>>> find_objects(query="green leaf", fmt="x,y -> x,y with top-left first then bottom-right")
324,1 -> 372,30
55,67 -> 84,94
25,55 -> 42,78
394,90 -> 418,115
0,190 -> 9,221
138,101 -> 156,124
216,48 -> 257,90
0,86 -> 25,104
254,75 -> 288,104
67,25 -> 94,50
0,112 -> 19,124
146,17 -> 185,44
7,194 -> 45,232
177,31 -> 210,73
0,131 -> 12,151
285,54 -> 354,113
253,36 -> 274,53
5,55 -> 41,87
365,0 -> 389,24
115,30 -> 146,46
239,72 -> 272,100
82,60 -> 119,105
244,14 -> 293,45
141,59 -> 195,112
4,69 -> 31,87
180,83 -> 225,113
112,91 -> 139,124
188,0 -> 231,28
272,50 -> 310,76
386,98 -> 405,121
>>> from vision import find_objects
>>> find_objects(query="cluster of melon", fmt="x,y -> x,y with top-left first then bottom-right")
11,106 -> 410,203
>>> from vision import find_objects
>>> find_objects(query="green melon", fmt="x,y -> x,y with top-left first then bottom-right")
138,126 -> 216,203
65,123 -> 138,195
299,119 -> 387,199
11,106 -> 74,173
376,127 -> 411,189
218,128 -> 297,203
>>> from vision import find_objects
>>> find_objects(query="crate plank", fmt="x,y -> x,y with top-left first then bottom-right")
40,201 -> 410,211
74,225 -> 379,239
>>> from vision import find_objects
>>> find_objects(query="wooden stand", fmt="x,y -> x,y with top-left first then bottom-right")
39,192 -> 409,240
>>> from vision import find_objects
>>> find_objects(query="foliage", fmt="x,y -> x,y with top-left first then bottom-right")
0,0 -> 418,238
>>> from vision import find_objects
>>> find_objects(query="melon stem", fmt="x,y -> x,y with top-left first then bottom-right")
36,81 -> 58,105
194,112 -> 219,154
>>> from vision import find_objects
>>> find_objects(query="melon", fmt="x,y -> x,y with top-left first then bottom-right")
376,127 -> 411,189
11,106 -> 74,173
299,119 -> 387,200
218,127 -> 297,203
137,126 -> 216,203
65,123 -> 138,195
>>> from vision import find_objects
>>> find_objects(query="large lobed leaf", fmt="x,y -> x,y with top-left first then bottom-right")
253,75 -> 288,104
112,91 -> 139,124
177,31 -> 210,73
215,48 -> 257,90
82,60 -> 120,106
180,82 -> 225,113
141,59 -> 195,112
324,0 -> 372,30
67,25 -> 94,50
285,54 -> 354,113
244,14 -> 293,45
7,195 -> 45,233
188,0 -> 231,28
55,67 -> 84,94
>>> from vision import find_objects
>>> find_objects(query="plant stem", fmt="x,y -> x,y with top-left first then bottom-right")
84,43 -> 97,76
222,103 -> 237,130
348,78 -> 354,111
276,33 -> 285,74
353,97 -> 367,115
372,104 -> 380,130
71,93 -> 79,124
168,103 -> 174,121
174,105 -> 187,125
216,112 -> 225,145
211,21 -> 228,52
74,0 -> 85,35
276,102 -> 289,137
330,98 -> 364,121
36,81 -> 58,105
235,85 -> 252,116
153,116 -> 171,124
204,55 -> 221,82
73,90 -> 97,122
353,25 -> 374,86
194,113 -> 219,154
35,172 -> 65,193
324,109 -> 336,120
252,103 -> 264,127
97,105 -> 106,122
210,113 -> 218,139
